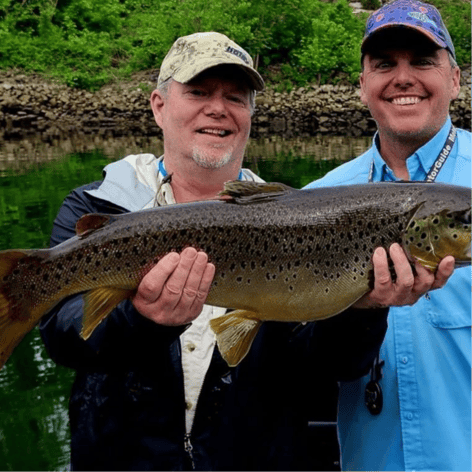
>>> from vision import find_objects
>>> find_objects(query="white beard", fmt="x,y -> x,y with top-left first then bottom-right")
191,146 -> 234,169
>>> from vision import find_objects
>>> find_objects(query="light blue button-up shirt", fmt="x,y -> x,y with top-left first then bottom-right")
305,118 -> 471,471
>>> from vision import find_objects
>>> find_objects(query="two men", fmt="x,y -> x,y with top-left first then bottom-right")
306,1 -> 471,470
41,22 -> 457,472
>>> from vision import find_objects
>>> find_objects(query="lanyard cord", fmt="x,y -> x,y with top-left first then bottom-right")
368,125 -> 457,183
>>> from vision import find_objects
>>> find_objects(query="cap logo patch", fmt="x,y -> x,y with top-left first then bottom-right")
408,11 -> 437,28
225,46 -> 250,64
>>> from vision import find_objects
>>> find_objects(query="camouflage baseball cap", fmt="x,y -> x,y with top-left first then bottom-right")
158,32 -> 264,91
362,0 -> 455,60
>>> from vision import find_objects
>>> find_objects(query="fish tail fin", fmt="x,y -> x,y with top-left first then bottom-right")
0,249 -> 38,370
210,310 -> 262,367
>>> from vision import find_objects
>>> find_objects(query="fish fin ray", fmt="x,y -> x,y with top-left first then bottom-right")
81,287 -> 134,339
0,295 -> 37,370
76,213 -> 117,237
0,250 -> 41,370
210,310 -> 262,367
0,292 -> 24,370
220,181 -> 295,204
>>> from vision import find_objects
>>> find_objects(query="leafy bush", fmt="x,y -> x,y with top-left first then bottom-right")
0,0 -> 469,91
295,0 -> 366,84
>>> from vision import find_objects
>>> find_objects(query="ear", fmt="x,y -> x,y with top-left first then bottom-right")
449,66 -> 461,101
150,89 -> 165,128
359,72 -> 368,106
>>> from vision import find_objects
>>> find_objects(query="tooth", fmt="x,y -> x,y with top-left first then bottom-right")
392,96 -> 421,105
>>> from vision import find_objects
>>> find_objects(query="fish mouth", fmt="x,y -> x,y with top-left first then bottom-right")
196,128 -> 232,137
388,96 -> 425,106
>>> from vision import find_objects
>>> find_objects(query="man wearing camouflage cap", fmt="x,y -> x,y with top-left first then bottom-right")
40,31 -> 452,470
306,1 -> 470,470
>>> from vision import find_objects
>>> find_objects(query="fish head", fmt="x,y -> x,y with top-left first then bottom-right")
402,207 -> 471,271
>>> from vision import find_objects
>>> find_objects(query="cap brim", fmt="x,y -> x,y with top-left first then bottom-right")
173,58 -> 265,91
362,23 -> 448,53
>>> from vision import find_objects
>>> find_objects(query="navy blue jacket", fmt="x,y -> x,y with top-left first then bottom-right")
40,182 -> 389,471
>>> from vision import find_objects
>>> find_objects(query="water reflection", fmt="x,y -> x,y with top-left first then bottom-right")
0,132 -> 372,471
0,133 -> 372,176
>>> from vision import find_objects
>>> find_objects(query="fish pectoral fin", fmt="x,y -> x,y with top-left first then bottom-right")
81,287 -> 134,340
220,181 -> 295,204
76,213 -> 117,238
210,310 -> 262,367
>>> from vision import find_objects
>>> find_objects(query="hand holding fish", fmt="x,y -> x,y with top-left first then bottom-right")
353,243 -> 455,308
132,247 -> 216,326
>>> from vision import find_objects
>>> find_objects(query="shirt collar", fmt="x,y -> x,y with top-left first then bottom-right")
370,117 -> 453,182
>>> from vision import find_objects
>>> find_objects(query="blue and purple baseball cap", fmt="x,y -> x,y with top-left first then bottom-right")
362,0 -> 455,60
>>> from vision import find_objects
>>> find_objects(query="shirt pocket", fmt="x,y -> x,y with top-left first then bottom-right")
425,270 -> 471,329
427,305 -> 471,329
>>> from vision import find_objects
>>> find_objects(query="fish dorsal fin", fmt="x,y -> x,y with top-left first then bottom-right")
81,287 -> 134,340
76,214 -> 115,237
220,181 -> 294,204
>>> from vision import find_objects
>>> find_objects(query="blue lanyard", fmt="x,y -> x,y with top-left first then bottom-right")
368,125 -> 457,183
158,159 -> 244,180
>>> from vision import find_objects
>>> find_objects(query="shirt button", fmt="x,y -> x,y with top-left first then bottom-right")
187,343 -> 196,352
186,401 -> 193,410
402,357 -> 408,364
407,413 -> 413,420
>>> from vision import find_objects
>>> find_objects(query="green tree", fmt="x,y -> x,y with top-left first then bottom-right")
295,0 -> 366,84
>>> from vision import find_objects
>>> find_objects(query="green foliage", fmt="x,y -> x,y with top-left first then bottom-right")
425,0 -> 471,66
295,0 -> 366,84
360,0 -> 381,10
0,0 -> 469,91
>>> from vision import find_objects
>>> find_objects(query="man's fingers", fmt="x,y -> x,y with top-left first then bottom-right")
132,248 -> 214,326
179,251 -> 210,299
191,262 -> 216,306
389,243 -> 415,290
136,252 -> 180,303
163,247 -> 199,301
431,255 -> 455,290
372,246 -> 392,287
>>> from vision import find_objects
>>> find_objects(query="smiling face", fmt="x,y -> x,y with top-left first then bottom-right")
360,30 -> 460,147
151,65 -> 253,171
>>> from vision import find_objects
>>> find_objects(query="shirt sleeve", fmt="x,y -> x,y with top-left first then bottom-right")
39,183 -> 187,371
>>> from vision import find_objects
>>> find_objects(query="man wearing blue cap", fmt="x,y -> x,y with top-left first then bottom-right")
305,1 -> 471,470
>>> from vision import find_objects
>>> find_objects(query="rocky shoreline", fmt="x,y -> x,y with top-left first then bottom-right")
0,67 -> 470,141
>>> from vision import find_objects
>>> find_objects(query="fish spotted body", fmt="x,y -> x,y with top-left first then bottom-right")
0,181 -> 470,368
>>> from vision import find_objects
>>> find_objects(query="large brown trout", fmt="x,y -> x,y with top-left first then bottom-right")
0,181 -> 470,368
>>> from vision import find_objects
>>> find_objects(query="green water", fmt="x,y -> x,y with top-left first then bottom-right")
0,135 -> 369,470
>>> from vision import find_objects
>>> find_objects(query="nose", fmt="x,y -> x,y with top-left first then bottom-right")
393,61 -> 416,88
204,93 -> 227,117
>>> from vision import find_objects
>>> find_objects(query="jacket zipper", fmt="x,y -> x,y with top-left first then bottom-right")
184,433 -> 196,470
